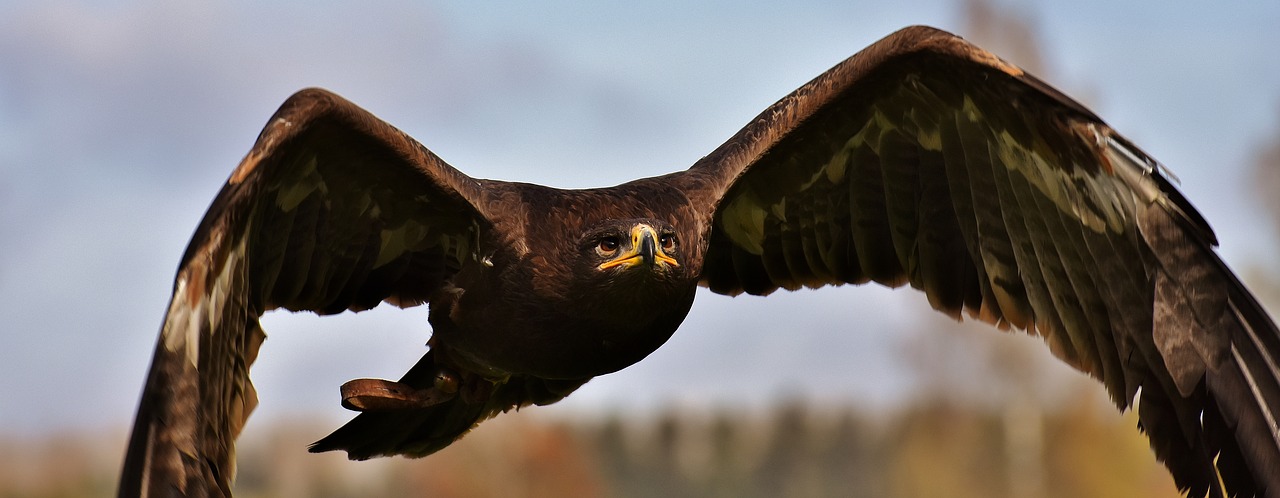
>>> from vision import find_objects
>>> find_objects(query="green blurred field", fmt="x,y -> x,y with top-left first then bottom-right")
0,387 -> 1181,498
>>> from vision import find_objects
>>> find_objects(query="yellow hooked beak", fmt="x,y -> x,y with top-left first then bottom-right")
597,224 -> 679,270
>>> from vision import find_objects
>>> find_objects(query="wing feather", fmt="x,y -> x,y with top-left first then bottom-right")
676,25 -> 1280,497
119,88 -> 492,497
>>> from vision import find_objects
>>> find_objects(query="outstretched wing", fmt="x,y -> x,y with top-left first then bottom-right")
118,88 -> 492,498
677,26 -> 1280,497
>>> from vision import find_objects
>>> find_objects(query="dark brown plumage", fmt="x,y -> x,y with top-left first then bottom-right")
119,26 -> 1280,498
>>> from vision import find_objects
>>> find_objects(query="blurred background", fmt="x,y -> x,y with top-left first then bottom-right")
2,0 -> 1279,496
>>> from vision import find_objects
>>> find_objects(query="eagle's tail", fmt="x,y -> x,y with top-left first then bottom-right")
309,350 -> 587,459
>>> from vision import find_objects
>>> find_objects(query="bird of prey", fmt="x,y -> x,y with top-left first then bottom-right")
118,26 -> 1280,498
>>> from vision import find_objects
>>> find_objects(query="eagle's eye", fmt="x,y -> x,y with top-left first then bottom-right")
596,236 -> 621,257
659,232 -> 677,251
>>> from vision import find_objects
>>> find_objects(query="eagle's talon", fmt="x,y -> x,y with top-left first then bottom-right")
433,369 -> 460,394
339,378 -> 456,412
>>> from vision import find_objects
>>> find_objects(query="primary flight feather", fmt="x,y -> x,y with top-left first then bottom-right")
119,26 -> 1280,498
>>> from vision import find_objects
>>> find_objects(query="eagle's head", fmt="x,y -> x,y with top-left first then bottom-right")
567,217 -> 693,319
546,217 -> 695,375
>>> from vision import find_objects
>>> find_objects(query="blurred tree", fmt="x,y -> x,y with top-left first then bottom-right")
700,410 -> 752,497
755,401 -> 819,497
887,403 -> 1006,498
813,411 -> 888,498
1250,107 -> 1280,224
1248,102 -> 1280,304
961,0 -> 1047,75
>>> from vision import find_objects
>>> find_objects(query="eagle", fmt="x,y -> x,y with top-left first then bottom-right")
118,26 -> 1280,497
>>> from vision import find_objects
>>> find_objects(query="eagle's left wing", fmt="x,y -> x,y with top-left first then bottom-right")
674,26 -> 1279,497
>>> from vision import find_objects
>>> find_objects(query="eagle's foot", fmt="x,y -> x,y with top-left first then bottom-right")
339,375 -> 457,412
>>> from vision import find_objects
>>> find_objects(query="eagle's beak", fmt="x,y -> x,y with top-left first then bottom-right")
638,229 -> 657,266
598,224 -> 679,270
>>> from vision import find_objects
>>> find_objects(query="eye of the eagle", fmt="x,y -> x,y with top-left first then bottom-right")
659,232 -> 677,251
596,236 -> 621,258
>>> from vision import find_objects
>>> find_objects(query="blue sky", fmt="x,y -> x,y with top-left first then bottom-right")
1,1 -> 1279,438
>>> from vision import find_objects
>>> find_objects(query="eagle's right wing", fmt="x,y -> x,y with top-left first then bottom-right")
118,88 -> 491,497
